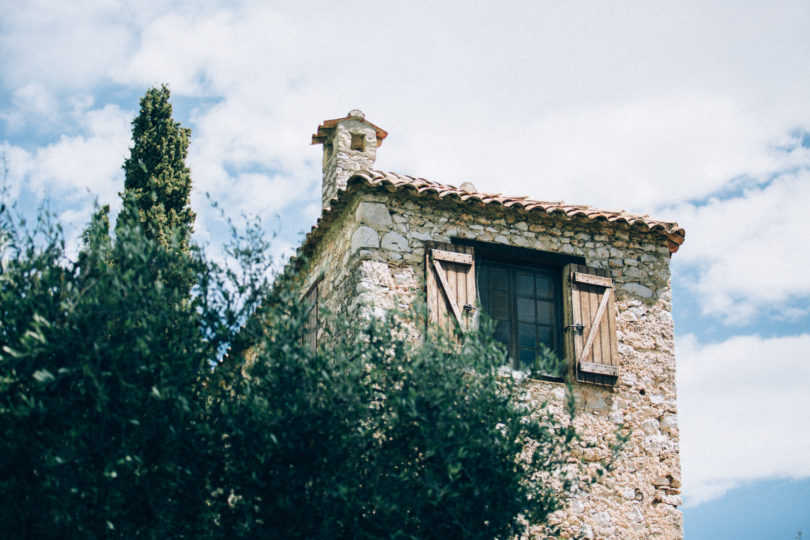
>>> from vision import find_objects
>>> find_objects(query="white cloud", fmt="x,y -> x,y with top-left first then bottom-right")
98,4 -> 328,233
677,333 -> 810,506
192,171 -> 310,223
304,2 -> 810,214
390,92 -> 791,212
0,0 -> 139,90
3,1 -> 810,236
0,84 -> 60,132
669,161 -> 810,324
112,5 -> 301,97
3,103 -> 131,210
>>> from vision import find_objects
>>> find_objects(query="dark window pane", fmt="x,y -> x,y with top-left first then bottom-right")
491,292 -> 510,318
476,259 -> 562,370
535,274 -> 553,298
518,323 -> 535,348
537,325 -> 553,347
517,297 -> 535,322
537,300 -> 554,324
516,272 -> 534,296
519,349 -> 536,368
494,319 -> 510,344
490,267 -> 508,291
478,266 -> 489,293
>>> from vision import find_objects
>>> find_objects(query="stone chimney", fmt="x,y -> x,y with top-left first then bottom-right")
312,110 -> 388,209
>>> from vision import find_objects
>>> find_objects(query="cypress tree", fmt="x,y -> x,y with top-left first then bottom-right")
120,85 -> 194,252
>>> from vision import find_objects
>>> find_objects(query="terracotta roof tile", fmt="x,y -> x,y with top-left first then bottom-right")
311,112 -> 389,146
299,169 -> 685,258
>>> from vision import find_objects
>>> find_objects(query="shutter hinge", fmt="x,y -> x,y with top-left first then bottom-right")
463,304 -> 476,313
565,323 -> 585,334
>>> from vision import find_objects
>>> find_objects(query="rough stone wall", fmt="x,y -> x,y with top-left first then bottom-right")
297,197 -> 362,319
301,188 -> 682,539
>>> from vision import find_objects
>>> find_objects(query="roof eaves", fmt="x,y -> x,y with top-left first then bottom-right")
294,170 -> 685,261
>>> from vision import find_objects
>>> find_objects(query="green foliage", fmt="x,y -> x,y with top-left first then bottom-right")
212,295 -> 586,539
120,84 -> 194,253
0,204 -> 219,538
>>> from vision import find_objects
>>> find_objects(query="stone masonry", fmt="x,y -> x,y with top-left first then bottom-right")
312,109 -> 388,209
294,112 -> 684,539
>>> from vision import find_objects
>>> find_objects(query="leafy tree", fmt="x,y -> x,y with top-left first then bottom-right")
0,203 -> 222,538
212,293 -> 588,539
120,84 -> 194,253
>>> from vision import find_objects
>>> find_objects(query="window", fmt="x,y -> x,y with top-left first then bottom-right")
478,260 -> 563,374
425,240 -> 619,386
302,280 -> 319,350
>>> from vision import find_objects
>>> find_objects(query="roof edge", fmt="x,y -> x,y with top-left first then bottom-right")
291,169 -> 685,270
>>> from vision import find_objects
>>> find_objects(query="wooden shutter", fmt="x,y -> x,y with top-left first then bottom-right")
302,282 -> 319,350
425,241 -> 477,332
563,264 -> 619,386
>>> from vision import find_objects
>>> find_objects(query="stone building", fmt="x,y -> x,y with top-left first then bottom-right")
296,110 -> 685,539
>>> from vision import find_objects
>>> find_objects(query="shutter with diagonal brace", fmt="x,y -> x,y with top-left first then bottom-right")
425,241 -> 477,333
563,264 -> 619,386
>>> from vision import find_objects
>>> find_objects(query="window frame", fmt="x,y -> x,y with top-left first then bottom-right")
478,259 -> 565,376
453,238 -> 585,379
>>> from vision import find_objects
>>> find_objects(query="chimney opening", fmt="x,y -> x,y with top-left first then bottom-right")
350,133 -> 365,152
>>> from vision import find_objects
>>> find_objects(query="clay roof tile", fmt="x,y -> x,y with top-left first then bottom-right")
301,169 -> 685,258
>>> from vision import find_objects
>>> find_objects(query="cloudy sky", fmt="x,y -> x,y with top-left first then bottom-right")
2,1 -> 809,536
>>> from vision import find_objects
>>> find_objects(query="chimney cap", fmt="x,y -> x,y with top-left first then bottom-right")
312,110 -> 389,146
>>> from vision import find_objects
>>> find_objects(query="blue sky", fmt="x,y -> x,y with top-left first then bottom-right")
2,1 -> 809,536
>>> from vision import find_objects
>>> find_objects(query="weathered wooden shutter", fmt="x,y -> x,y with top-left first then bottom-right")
425,241 -> 477,332
302,282 -> 319,350
563,264 -> 619,386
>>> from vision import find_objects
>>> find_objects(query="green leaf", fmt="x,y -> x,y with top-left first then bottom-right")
2,345 -> 21,358
33,369 -> 55,383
